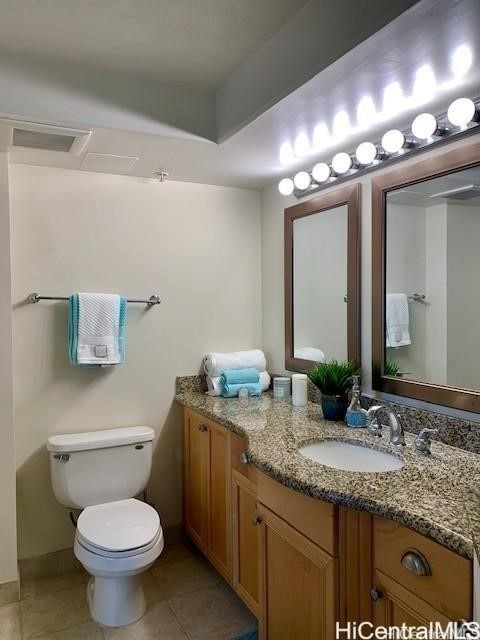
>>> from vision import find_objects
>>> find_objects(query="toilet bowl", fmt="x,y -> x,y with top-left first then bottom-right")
74,498 -> 164,627
47,426 -> 163,628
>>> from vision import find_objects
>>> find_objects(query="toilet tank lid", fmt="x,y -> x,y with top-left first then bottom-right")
47,426 -> 154,453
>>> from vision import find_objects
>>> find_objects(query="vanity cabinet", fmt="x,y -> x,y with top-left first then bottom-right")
372,517 -> 472,626
181,407 -> 473,638
256,471 -> 337,640
182,409 -> 232,582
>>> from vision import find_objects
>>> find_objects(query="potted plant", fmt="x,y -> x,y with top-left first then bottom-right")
308,360 -> 361,421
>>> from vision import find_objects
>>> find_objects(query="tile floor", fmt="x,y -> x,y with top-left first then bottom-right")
0,540 -> 257,639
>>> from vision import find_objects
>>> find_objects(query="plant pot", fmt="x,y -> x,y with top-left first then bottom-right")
321,394 -> 348,421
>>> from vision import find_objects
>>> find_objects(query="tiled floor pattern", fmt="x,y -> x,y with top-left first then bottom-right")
0,541 -> 257,639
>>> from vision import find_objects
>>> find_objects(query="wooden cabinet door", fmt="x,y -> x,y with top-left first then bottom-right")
258,503 -> 337,640
232,470 -> 259,616
373,570 -> 450,631
183,410 -> 209,552
206,420 -> 232,582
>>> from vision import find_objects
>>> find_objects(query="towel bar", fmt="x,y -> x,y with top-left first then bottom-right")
27,293 -> 161,306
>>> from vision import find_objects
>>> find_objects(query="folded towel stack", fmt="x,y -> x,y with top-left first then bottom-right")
69,292 -> 127,366
203,350 -> 270,396
220,368 -> 262,397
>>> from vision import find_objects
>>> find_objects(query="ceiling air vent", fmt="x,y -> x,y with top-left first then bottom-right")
0,119 -> 91,155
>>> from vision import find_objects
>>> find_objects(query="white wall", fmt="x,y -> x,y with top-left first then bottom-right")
293,205 -> 347,360
0,153 -> 18,585
10,164 -> 262,559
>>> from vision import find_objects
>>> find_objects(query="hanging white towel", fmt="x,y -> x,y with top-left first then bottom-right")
77,293 -> 121,364
386,293 -> 411,348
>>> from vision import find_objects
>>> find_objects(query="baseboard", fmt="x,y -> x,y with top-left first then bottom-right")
0,579 -> 19,606
19,547 -> 81,581
18,524 -> 187,582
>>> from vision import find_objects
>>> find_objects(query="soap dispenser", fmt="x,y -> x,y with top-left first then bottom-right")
346,375 -> 367,428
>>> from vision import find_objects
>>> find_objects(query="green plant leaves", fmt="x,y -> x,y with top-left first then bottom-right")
307,360 -> 361,396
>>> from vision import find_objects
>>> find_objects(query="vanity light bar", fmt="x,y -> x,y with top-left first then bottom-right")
278,96 -> 480,198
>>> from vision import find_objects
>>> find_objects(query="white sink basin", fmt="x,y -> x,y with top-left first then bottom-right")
298,440 -> 404,472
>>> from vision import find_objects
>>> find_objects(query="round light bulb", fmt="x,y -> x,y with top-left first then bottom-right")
381,129 -> 406,154
278,178 -> 294,196
451,44 -> 473,78
332,152 -> 353,174
411,113 -> 438,140
312,162 -> 331,183
355,142 -> 378,165
293,171 -> 311,190
447,98 -> 477,127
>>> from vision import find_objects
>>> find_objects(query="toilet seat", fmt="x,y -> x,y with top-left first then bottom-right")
77,498 -> 160,555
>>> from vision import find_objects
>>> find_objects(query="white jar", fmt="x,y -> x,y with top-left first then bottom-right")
292,374 -> 308,406
273,377 -> 291,400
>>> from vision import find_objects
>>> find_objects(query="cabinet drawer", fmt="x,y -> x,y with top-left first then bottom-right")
374,517 -> 472,620
257,471 -> 337,556
231,433 -> 257,485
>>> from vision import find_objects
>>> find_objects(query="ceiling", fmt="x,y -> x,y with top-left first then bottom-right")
388,168 -> 480,207
0,0 -> 307,90
2,0 -> 480,189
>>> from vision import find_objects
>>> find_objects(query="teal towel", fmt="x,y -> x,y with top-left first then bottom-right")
68,294 -> 127,366
222,382 -> 262,398
220,368 -> 260,385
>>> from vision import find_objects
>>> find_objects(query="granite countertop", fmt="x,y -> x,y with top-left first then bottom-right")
176,383 -> 480,559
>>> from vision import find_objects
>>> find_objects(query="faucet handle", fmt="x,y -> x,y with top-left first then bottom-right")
414,428 -> 439,456
366,405 -> 383,438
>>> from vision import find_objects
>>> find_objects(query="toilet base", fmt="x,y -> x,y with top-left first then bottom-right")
87,574 -> 147,628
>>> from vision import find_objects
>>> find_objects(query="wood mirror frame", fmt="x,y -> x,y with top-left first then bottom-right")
372,140 -> 480,413
284,183 -> 361,373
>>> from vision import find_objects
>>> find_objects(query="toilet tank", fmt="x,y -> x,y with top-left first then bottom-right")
47,426 -> 155,509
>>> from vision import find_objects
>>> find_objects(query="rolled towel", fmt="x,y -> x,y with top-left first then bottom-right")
222,382 -> 262,398
220,368 -> 260,385
203,350 -> 266,378
207,371 -> 271,396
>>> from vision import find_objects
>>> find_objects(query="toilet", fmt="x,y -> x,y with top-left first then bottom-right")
47,426 -> 164,628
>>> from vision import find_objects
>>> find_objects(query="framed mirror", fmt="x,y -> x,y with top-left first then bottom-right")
285,183 -> 361,372
372,140 -> 480,412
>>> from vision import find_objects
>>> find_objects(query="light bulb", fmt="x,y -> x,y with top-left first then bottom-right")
355,142 -> 378,165
293,171 -> 311,190
412,113 -> 438,139
381,129 -> 406,154
383,82 -> 404,115
294,133 -> 310,158
451,44 -> 473,78
279,142 -> 295,166
356,97 -> 376,128
312,123 -> 330,150
312,162 -> 331,183
332,152 -> 353,174
413,65 -> 436,104
278,178 -> 294,196
332,111 -> 350,141
447,98 -> 477,127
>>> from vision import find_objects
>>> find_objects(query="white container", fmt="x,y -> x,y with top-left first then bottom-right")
292,374 -> 308,407
273,376 -> 291,399
47,426 -> 154,509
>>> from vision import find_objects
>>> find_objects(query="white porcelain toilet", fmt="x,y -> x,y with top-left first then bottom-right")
47,426 -> 164,628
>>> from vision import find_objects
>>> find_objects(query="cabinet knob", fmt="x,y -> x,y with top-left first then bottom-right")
252,515 -> 262,526
197,424 -> 208,432
370,588 -> 383,601
239,451 -> 249,464
400,548 -> 431,576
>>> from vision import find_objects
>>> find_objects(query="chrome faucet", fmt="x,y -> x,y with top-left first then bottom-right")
414,428 -> 438,456
366,405 -> 406,447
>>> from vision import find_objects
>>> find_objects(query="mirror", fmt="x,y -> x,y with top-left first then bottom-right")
372,140 -> 480,412
285,183 -> 360,372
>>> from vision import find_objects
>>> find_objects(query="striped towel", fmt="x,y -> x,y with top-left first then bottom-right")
68,293 -> 127,366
